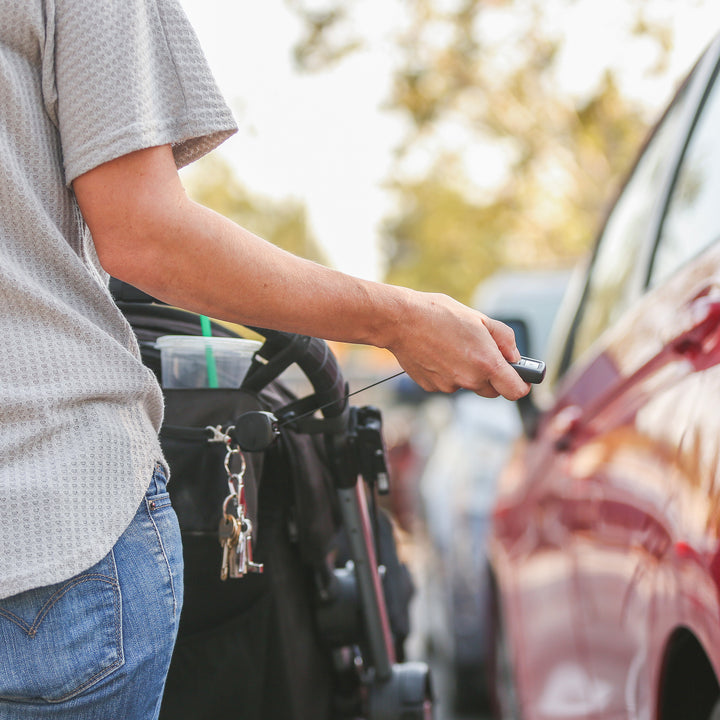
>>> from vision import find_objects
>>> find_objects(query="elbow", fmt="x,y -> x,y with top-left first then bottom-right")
92,226 -> 166,291
92,233 -> 125,279
72,144 -> 188,288
89,194 -> 186,289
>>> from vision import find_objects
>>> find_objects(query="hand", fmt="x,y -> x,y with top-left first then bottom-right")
384,291 -> 531,400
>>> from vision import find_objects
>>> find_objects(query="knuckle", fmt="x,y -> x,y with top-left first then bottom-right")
487,353 -> 508,376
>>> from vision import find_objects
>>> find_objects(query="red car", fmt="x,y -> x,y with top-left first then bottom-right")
488,31 -> 720,720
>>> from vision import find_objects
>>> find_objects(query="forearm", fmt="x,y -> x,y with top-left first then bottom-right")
77,145 -> 403,347
110,197 -> 408,348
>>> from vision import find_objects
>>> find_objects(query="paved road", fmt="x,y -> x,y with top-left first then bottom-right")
405,574 -> 492,720
425,654 -> 492,720
402,532 -> 493,720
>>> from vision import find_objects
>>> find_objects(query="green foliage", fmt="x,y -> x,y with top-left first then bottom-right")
383,41 -> 648,298
285,0 -> 363,72
182,154 -> 327,264
385,0 -> 655,293
287,0 -> 676,301
382,165 -> 509,304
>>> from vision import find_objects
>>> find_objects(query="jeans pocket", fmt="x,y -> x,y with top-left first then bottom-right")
0,551 -> 123,703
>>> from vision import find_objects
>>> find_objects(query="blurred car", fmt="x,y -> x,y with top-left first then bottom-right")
487,30 -> 720,720
414,270 -> 569,713
418,393 -> 520,713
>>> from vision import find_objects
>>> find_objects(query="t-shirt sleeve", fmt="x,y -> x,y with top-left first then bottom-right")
46,0 -> 238,185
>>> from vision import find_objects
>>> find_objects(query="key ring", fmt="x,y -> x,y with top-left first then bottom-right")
222,425 -> 247,497
222,492 -> 238,517
223,426 -> 246,476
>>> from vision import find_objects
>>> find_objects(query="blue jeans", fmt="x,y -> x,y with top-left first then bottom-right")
0,464 -> 183,720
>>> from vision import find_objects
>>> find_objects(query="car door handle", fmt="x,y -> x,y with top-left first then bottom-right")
550,405 -> 583,451
672,295 -> 720,356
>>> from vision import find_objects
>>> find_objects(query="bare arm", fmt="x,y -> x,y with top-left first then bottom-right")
73,144 -> 529,399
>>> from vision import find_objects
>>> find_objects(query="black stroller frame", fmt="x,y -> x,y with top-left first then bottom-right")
113,282 -> 434,720
235,330 -> 434,720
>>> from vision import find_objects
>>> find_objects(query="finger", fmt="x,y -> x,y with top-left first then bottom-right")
483,317 -> 521,362
486,352 -> 531,400
492,371 -> 531,401
474,381 -> 500,399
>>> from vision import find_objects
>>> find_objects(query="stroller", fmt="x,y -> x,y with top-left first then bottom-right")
112,281 -> 435,720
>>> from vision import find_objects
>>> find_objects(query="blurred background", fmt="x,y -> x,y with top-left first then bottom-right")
176,1 -> 719,717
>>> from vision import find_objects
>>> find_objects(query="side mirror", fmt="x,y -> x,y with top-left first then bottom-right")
500,318 -> 541,439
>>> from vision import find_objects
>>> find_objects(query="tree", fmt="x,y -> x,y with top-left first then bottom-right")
286,0 -> 678,301
382,164 -> 509,304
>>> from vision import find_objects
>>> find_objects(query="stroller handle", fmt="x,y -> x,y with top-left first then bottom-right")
243,327 -> 348,419
107,279 -> 348,417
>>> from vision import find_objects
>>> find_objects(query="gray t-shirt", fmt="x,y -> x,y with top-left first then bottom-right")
0,0 -> 237,599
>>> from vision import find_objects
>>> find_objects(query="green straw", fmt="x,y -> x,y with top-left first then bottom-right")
199,315 -> 219,388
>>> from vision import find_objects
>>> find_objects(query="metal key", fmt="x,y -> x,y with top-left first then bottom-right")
217,432 -> 262,578
218,514 -> 240,581
228,513 -> 264,578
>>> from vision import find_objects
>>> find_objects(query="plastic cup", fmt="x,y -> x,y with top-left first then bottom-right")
156,335 -> 262,389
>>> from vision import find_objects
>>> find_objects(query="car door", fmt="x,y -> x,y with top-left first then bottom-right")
547,38 -> 720,719
492,428 -> 595,720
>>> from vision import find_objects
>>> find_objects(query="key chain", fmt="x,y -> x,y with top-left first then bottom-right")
214,425 -> 264,580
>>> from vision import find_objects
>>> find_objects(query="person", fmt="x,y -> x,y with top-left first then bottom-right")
0,0 -> 529,718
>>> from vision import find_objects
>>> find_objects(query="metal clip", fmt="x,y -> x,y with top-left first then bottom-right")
205,425 -> 230,444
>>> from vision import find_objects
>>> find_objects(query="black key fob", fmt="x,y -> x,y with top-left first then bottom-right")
509,356 -> 546,384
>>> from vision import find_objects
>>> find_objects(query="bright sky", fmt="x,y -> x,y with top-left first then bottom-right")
178,0 -> 719,281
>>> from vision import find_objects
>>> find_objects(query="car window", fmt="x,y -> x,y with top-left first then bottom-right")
649,65 -> 720,287
568,84 -> 690,366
